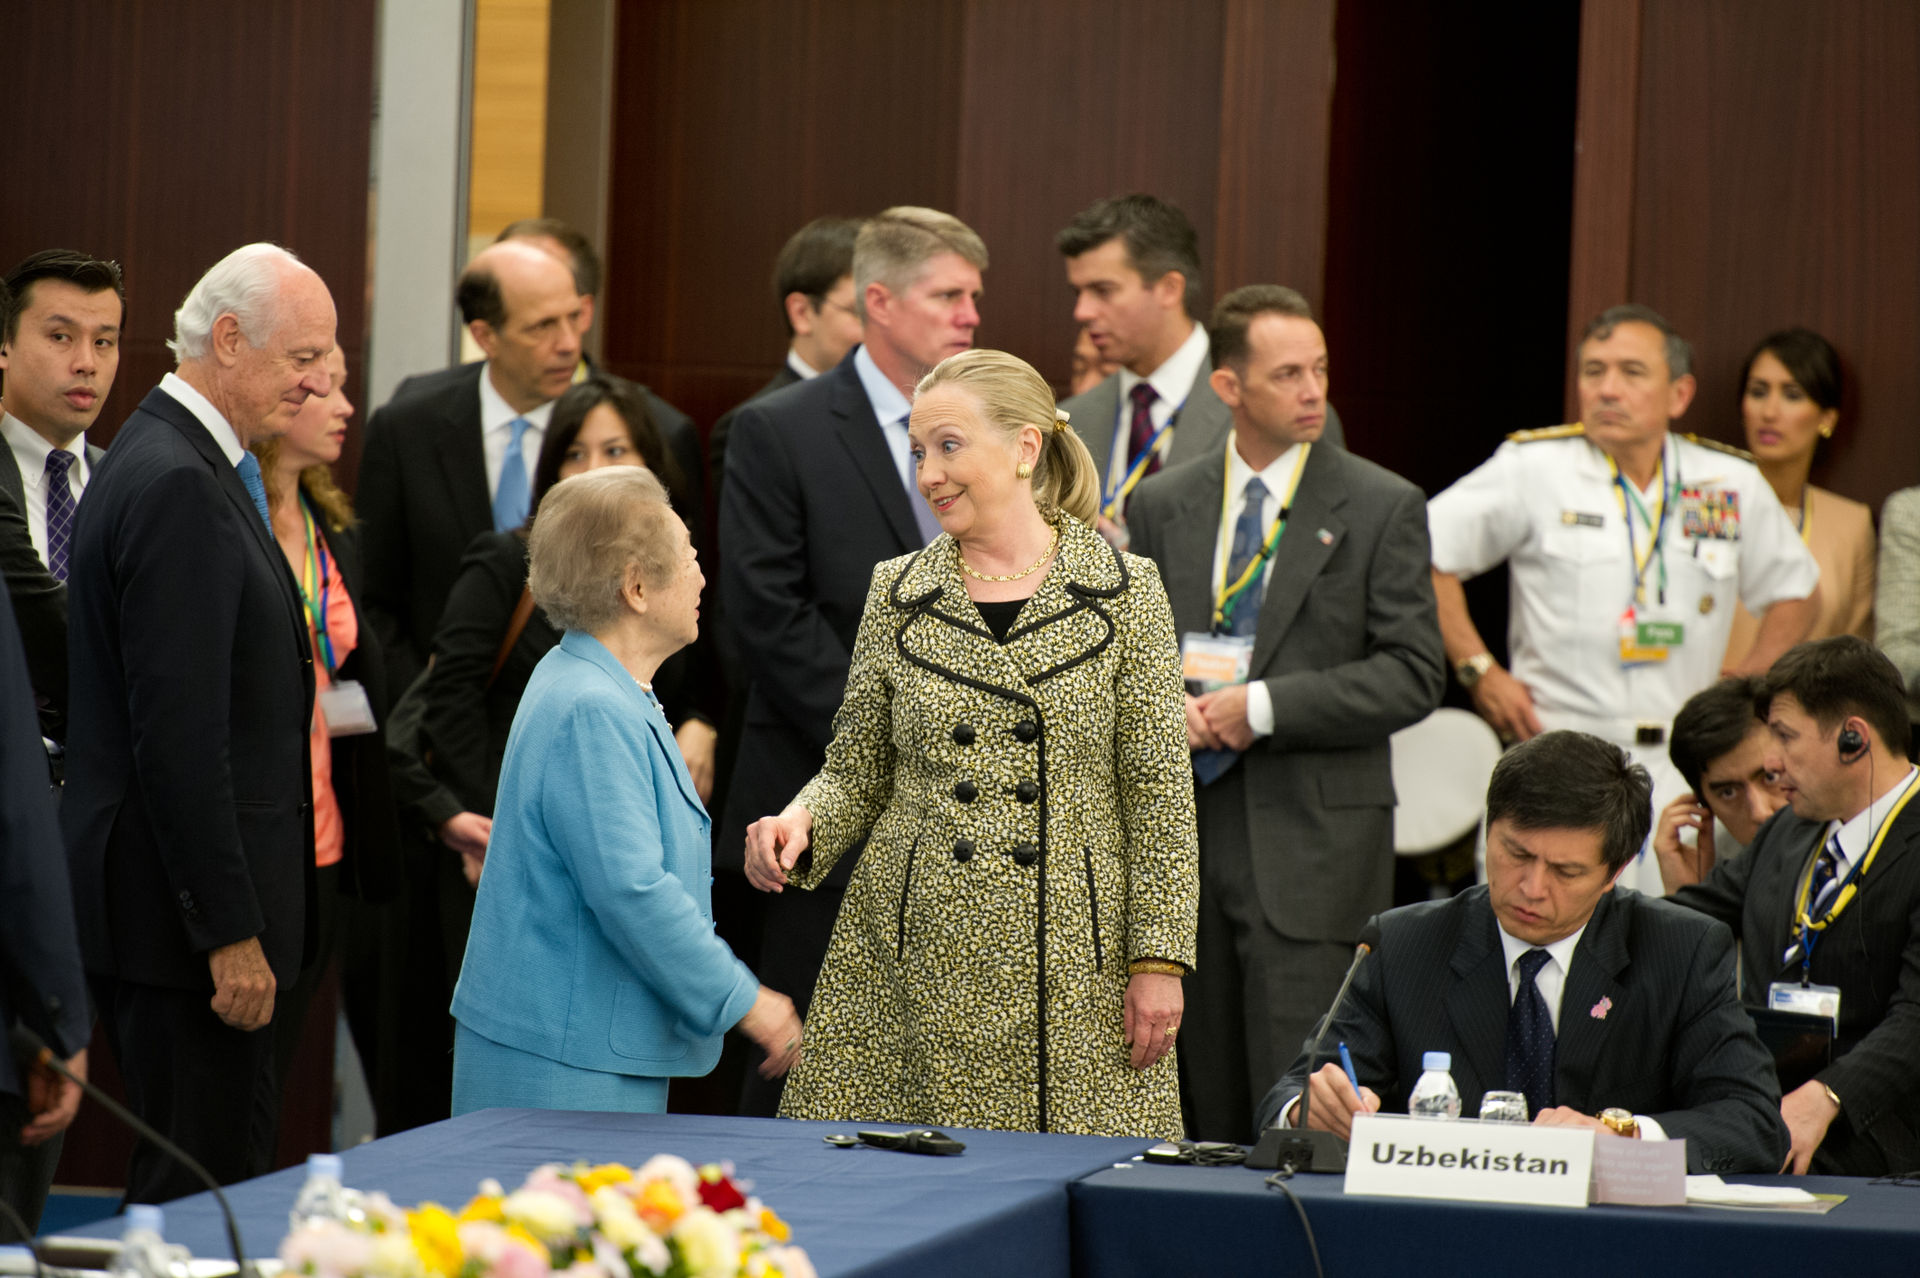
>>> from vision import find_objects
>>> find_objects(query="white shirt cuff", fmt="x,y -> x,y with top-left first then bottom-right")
1281,1093 -> 1302,1127
1246,679 -> 1274,736
1636,1114 -> 1667,1141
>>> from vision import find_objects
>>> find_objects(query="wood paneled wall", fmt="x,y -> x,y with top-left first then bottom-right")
1568,0 -> 1920,515
0,0 -> 378,1184
601,0 -> 1339,433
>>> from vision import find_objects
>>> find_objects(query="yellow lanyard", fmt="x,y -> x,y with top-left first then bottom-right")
1211,438 -> 1311,630
1793,775 -> 1920,934
1796,490 -> 1814,545
1606,450 -> 1672,606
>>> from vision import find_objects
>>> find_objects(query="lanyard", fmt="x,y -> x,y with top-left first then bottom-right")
1100,391 -> 1186,519
1792,774 -> 1920,979
1796,489 -> 1814,544
297,502 -> 337,672
1211,438 -> 1312,631
1606,444 -> 1677,607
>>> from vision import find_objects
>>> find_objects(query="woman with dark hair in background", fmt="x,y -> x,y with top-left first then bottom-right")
1724,327 -> 1875,667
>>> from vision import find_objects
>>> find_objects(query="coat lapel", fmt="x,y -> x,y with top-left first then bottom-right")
1165,358 -> 1231,468
830,365 -> 920,553
1250,443 -> 1347,677
1554,892 -> 1628,1112
1160,450 -> 1225,639
1445,894 -> 1512,1099
438,372 -> 494,536
1068,377 -> 1121,484
563,632 -> 707,814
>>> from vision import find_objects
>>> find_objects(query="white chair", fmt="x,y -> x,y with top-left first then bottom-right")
1390,708 -> 1503,857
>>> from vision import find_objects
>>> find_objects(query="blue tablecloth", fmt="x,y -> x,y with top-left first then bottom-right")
1069,1162 -> 1920,1276
65,1110 -> 1150,1278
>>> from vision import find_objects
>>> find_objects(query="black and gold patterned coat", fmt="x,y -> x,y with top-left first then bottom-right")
777,515 -> 1199,1139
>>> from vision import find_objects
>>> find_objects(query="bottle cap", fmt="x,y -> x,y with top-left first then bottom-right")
307,1152 -> 345,1179
1422,1051 -> 1452,1071
125,1204 -> 164,1236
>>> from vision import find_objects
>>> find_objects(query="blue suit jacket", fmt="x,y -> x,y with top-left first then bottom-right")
452,631 -> 757,1076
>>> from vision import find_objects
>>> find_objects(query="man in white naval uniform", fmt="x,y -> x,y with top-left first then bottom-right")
1427,305 -> 1819,895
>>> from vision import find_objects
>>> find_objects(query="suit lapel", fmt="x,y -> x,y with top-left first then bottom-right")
1445,894 -> 1512,1099
829,364 -> 919,553
1166,359 -> 1231,467
1160,449 -> 1226,639
1554,892 -> 1628,1112
438,370 -> 494,536
1250,444 -> 1347,676
0,446 -> 23,508
1070,377 -> 1120,484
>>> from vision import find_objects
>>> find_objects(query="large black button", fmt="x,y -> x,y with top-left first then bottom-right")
953,839 -> 975,863
1012,843 -> 1039,866
1015,780 -> 1039,804
1013,720 -> 1038,743
954,780 -> 978,803
952,722 -> 976,746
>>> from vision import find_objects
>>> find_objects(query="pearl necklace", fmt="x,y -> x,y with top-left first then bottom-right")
958,523 -> 1060,582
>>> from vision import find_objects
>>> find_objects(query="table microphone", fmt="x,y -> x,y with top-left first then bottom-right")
1247,921 -> 1380,1173
8,1024 -> 256,1277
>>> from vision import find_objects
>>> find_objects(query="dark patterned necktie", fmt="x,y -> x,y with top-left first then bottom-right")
1504,947 -> 1556,1120
44,449 -> 77,582
1808,834 -> 1843,917
1223,477 -> 1271,636
1127,381 -> 1160,482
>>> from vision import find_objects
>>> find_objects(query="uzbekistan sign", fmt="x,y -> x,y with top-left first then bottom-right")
1342,1113 -> 1595,1208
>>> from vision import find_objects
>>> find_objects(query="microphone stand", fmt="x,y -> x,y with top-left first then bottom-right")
1247,931 -> 1376,1173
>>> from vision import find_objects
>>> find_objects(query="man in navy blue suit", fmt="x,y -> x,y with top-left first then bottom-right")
64,243 -> 329,1203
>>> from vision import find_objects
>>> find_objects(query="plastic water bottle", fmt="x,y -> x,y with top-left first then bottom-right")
289,1152 -> 351,1231
1407,1051 -> 1462,1119
108,1205 -> 171,1278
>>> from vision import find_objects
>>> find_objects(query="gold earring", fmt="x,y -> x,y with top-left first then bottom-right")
1016,461 -> 1033,479
1819,424 -> 1834,438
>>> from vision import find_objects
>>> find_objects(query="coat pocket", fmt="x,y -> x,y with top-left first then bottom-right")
1084,846 -> 1104,970
896,832 -> 923,960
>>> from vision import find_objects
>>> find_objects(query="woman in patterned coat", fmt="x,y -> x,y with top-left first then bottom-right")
745,349 -> 1199,1139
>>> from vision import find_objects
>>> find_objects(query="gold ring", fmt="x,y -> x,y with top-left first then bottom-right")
1164,1024 -> 1178,1038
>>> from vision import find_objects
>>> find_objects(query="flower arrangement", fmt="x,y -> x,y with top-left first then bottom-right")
279,1156 -> 813,1278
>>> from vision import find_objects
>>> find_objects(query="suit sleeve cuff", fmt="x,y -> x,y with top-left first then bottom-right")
1246,680 -> 1275,737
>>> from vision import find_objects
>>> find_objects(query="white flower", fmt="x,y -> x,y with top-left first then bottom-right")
280,1221 -> 373,1278
503,1189 -> 583,1244
766,1246 -> 816,1278
367,1231 -> 425,1278
632,1155 -> 699,1202
669,1209 -> 740,1278
587,1187 -> 670,1272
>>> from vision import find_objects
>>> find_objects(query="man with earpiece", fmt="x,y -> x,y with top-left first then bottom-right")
1658,635 -> 1920,1176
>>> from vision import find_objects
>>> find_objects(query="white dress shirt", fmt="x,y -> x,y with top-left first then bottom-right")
1105,320 -> 1209,499
787,349 -> 822,380
1822,764 -> 1920,884
478,363 -> 554,499
853,344 -> 916,495
1,412 -> 92,565
1210,440 -> 1306,737
159,372 -> 245,465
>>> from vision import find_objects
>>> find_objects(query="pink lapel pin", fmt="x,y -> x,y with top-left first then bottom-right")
1590,996 -> 1613,1020
1317,528 -> 1335,545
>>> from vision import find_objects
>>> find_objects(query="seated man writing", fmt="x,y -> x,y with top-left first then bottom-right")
1655,676 -> 1790,875
1661,637 -> 1920,1176
1256,730 -> 1789,1174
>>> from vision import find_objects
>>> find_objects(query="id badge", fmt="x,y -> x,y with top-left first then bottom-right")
1769,980 -> 1841,1030
317,680 -> 378,737
1618,607 -> 1673,665
1181,632 -> 1253,695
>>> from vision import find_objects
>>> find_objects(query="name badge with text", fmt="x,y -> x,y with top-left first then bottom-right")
1181,632 -> 1253,694
1343,1113 -> 1594,1209
318,680 -> 378,737
1770,981 -> 1841,1030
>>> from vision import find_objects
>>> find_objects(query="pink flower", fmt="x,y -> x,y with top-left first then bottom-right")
1591,996 -> 1613,1020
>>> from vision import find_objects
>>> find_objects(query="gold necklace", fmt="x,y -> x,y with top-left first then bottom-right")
958,523 -> 1060,582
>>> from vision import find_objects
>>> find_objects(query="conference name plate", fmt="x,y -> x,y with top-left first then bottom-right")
1343,1114 -> 1594,1209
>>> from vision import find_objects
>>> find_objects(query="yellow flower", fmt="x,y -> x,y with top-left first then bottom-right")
637,1179 -> 684,1227
576,1164 -> 633,1194
408,1205 -> 463,1276
758,1209 -> 791,1244
504,1223 -> 551,1265
457,1194 -> 504,1224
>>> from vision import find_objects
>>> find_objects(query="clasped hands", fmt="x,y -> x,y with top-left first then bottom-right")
1184,689 -> 1256,752
1294,1063 -> 1640,1141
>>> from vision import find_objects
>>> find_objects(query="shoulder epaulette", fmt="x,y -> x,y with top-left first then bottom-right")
1505,423 -> 1585,444
1682,433 -> 1755,461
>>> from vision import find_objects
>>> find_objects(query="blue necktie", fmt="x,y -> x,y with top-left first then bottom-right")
1504,947 -> 1556,1121
493,417 -> 533,532
236,452 -> 272,534
1193,477 -> 1272,786
44,449 -> 77,582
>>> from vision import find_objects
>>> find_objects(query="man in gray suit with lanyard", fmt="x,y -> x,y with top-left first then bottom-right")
1055,195 -> 1343,551
1128,285 -> 1442,1142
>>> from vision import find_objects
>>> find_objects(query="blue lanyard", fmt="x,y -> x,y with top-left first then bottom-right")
1100,392 -> 1186,517
1610,443 -> 1679,607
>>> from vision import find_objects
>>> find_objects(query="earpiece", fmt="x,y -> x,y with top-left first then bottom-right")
1838,725 -> 1866,761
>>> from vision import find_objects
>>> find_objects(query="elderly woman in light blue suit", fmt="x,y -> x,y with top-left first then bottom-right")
451,467 -> 802,1113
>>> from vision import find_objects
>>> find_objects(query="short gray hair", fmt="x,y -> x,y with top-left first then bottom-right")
168,243 -> 307,362
852,206 -> 987,322
1581,303 -> 1693,380
528,466 -> 684,634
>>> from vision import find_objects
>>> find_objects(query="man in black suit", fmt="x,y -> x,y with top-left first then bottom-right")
64,243 -> 329,1202
1056,195 -> 1343,549
1260,731 -> 1789,1175
1128,286 -> 1444,1142
722,206 -> 987,1113
495,217 -> 707,537
0,580 -> 89,1238
0,251 -> 123,743
1662,637 -> 1920,1175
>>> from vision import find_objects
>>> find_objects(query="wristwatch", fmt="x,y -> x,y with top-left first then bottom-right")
1454,652 -> 1496,689
1597,1107 -> 1639,1138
